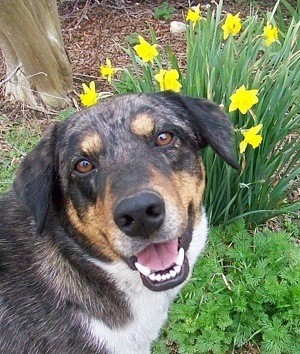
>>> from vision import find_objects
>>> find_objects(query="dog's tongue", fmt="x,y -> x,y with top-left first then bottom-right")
136,239 -> 179,271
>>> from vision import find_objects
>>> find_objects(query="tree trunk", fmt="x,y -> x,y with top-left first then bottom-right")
0,0 -> 73,111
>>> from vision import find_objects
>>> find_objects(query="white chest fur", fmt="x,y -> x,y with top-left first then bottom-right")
84,214 -> 208,354
87,285 -> 177,354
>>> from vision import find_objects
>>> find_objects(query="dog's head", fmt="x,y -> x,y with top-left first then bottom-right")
14,92 -> 238,291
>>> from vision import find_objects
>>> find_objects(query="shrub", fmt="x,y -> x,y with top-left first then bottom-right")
112,0 -> 300,227
153,220 -> 300,353
153,2 -> 176,21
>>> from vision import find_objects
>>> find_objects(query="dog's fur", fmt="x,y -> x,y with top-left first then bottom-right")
0,92 -> 238,353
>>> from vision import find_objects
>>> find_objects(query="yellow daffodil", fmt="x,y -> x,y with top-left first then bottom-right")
100,58 -> 119,84
186,4 -> 202,28
229,85 -> 259,114
240,124 -> 263,153
155,69 -> 182,92
80,81 -> 98,107
221,13 -> 242,40
263,23 -> 279,46
134,35 -> 159,63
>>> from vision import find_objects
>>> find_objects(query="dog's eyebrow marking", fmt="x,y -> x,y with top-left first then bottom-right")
130,114 -> 155,138
80,133 -> 103,155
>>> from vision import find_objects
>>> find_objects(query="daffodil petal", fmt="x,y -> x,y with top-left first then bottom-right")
229,102 -> 237,112
90,81 -> 96,91
248,134 -> 263,148
82,83 -> 89,93
229,85 -> 259,114
222,13 -> 242,40
251,124 -> 263,135
239,140 -> 248,154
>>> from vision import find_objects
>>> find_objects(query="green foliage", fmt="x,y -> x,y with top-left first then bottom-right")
116,0 -> 300,226
280,0 -> 300,22
184,1 -> 300,226
114,70 -> 140,93
0,156 -> 15,194
277,0 -> 300,47
0,105 -> 76,193
153,2 -> 176,21
57,107 -> 76,121
0,118 -> 43,193
154,220 -> 300,353
124,32 -> 140,46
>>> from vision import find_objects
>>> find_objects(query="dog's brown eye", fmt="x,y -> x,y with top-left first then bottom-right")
75,160 -> 94,173
155,132 -> 174,147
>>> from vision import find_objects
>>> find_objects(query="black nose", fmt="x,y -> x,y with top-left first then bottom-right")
113,192 -> 165,238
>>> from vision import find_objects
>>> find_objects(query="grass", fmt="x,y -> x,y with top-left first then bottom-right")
0,116 -> 44,193
0,108 -> 74,193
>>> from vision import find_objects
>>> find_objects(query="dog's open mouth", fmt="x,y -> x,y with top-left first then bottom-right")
123,206 -> 194,292
133,238 -> 190,292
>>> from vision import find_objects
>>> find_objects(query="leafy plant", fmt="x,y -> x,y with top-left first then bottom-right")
115,0 -> 300,226
277,0 -> 300,50
124,32 -> 140,46
0,118 -> 43,193
57,106 -> 76,121
279,0 -> 300,23
153,220 -> 300,353
153,2 -> 176,21
0,105 -> 77,193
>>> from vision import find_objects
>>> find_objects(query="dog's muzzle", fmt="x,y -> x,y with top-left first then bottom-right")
114,192 -> 192,292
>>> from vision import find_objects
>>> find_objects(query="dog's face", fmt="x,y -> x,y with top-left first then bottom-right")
14,92 -> 238,292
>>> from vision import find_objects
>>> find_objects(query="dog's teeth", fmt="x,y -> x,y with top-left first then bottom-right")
174,265 -> 181,274
175,248 -> 185,266
170,270 -> 177,278
144,263 -> 183,283
155,274 -> 162,282
149,273 -> 156,281
135,262 -> 151,277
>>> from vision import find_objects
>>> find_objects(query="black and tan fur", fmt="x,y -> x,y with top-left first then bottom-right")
0,92 -> 238,353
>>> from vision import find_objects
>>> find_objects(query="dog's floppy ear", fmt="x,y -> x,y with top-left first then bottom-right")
159,91 -> 240,169
13,123 -> 59,234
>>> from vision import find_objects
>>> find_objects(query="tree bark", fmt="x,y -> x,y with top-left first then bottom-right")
0,0 -> 73,111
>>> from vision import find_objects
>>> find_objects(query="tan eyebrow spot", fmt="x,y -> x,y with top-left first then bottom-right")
80,133 -> 103,155
131,114 -> 155,138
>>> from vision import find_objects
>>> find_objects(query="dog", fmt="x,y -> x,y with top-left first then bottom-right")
0,91 -> 238,353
